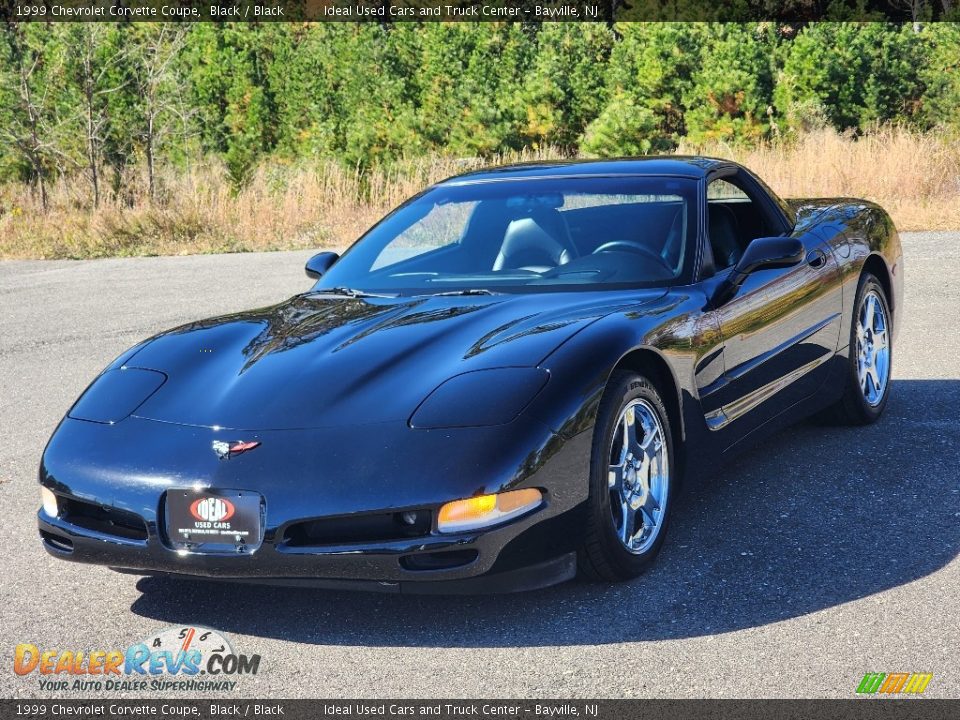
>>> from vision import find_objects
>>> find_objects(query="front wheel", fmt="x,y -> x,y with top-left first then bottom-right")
578,371 -> 675,581
826,273 -> 893,425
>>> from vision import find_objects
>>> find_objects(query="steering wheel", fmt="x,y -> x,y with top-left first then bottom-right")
592,240 -> 666,266
592,240 -> 673,274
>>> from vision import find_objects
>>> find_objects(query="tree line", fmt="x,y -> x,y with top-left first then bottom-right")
2,22 -> 959,210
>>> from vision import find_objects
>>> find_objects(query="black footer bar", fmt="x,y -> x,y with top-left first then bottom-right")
4,699 -> 960,720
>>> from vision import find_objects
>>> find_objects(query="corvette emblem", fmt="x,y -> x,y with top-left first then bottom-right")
212,440 -> 261,460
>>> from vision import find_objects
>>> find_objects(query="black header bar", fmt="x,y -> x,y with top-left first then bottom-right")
2,0 -> 959,22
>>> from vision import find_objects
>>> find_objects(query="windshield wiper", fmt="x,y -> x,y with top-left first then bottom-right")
315,287 -> 398,299
433,288 -> 502,297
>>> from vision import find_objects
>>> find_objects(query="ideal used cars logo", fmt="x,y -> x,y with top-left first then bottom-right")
190,497 -> 235,523
14,626 -> 260,693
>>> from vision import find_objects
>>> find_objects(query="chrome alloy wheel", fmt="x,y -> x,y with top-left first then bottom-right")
856,289 -> 891,406
607,399 -> 670,554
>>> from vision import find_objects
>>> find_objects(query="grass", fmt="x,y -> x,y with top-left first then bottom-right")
1,126 -> 958,261
682,127 -> 960,232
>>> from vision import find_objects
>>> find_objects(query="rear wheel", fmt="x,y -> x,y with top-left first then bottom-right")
827,273 -> 893,425
578,371 -> 675,581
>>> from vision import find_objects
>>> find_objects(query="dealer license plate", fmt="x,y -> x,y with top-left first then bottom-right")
165,488 -> 263,552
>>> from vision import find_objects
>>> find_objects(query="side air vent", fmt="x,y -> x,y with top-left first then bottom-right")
400,550 -> 479,572
61,498 -> 148,541
283,510 -> 432,548
40,530 -> 74,553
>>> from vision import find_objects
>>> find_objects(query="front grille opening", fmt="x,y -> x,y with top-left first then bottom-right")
40,530 -> 74,552
61,498 -> 148,541
283,510 -> 432,548
401,549 -> 479,572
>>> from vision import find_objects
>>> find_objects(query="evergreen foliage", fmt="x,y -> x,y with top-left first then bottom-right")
2,21 -> 958,203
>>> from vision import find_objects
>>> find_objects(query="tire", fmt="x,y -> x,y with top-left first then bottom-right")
826,272 -> 893,425
578,371 -> 675,581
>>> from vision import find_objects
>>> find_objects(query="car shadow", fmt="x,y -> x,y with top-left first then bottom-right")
130,379 -> 960,646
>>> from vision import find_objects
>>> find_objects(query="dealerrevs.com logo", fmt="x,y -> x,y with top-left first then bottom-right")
14,626 -> 260,693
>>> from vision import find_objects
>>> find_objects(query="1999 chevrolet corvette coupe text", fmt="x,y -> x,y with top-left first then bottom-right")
39,158 -> 903,592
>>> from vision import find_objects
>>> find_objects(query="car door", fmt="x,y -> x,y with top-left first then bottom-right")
698,174 -> 843,444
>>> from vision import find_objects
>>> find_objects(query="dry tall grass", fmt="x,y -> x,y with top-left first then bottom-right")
680,127 -> 960,232
1,127 -> 957,260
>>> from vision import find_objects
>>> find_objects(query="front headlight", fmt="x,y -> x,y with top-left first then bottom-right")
410,367 -> 548,429
40,486 -> 58,517
437,488 -> 543,533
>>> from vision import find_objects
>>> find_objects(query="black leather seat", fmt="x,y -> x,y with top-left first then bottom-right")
709,204 -> 743,269
493,208 -> 576,273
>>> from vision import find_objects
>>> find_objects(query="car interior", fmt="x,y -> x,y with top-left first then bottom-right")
369,196 -> 690,287
705,177 -> 782,274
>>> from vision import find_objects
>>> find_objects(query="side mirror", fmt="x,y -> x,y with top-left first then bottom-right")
305,252 -> 339,280
712,236 -> 804,307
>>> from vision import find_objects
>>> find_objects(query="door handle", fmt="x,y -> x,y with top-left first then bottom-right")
807,249 -> 827,269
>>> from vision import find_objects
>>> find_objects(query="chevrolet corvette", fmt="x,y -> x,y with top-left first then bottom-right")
38,158 -> 903,592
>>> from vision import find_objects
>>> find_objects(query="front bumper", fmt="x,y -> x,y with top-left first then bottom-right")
37,505 -> 579,593
38,416 -> 591,593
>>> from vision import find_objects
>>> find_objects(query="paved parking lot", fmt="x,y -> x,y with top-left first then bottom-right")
1,232 -> 958,698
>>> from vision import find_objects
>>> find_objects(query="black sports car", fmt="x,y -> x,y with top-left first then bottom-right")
38,158 -> 903,593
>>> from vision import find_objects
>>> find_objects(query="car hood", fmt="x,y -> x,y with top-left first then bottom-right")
125,289 -> 665,430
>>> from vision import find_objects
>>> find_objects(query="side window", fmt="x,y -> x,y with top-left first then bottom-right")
371,202 -> 476,271
707,180 -> 750,271
707,179 -> 749,202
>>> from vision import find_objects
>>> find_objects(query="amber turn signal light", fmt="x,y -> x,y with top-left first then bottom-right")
437,488 -> 543,533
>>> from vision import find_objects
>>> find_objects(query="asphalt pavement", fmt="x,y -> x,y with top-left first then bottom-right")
1,232 -> 958,698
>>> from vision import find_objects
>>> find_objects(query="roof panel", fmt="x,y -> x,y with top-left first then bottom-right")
437,156 -> 731,185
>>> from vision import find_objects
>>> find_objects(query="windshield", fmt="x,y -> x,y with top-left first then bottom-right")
317,176 -> 699,295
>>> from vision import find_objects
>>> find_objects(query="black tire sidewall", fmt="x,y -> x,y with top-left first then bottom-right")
846,275 -> 893,422
586,372 -> 675,579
